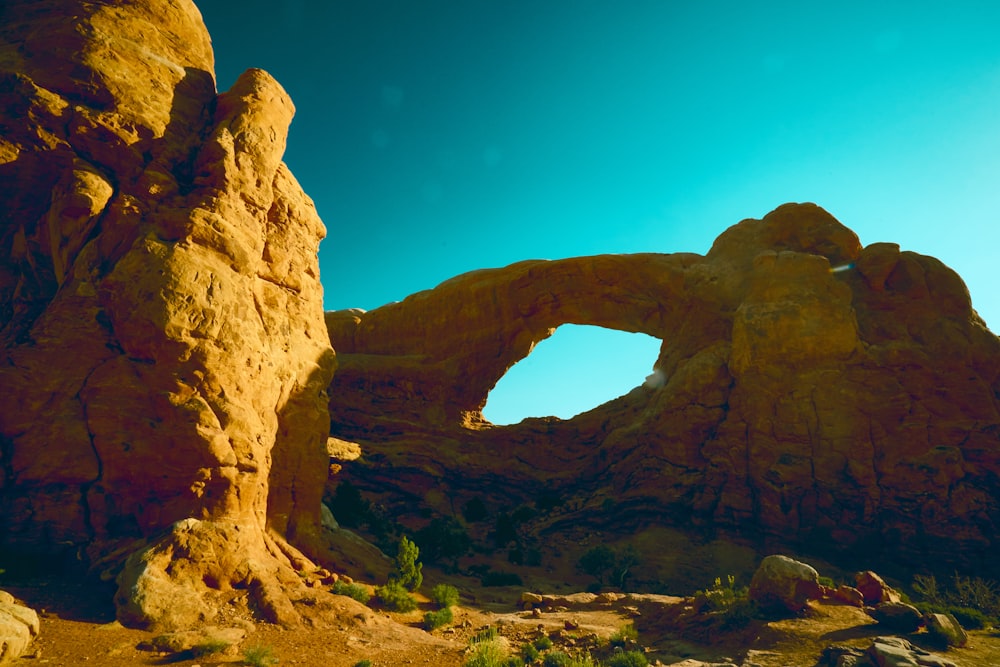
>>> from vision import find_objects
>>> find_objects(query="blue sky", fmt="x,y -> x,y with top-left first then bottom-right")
200,1 -> 1000,425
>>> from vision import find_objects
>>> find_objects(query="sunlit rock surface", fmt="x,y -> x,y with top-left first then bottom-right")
0,0 -> 335,629
328,203 -> 1000,573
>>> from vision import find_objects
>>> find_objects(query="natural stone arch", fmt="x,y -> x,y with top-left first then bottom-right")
327,252 -> 706,423
328,204 -> 1000,575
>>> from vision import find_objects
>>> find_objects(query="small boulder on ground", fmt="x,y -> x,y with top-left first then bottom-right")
820,636 -> 959,667
143,626 -> 246,655
827,584 -> 866,607
925,612 -> 968,648
867,636 -> 956,667
0,591 -> 40,664
855,571 -> 901,605
869,601 -> 923,632
748,555 -> 822,614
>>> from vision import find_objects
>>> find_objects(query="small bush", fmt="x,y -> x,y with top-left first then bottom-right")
392,536 -> 423,591
534,635 -> 553,650
609,623 -> 638,647
424,606 -> 454,630
520,643 -> 540,662
912,573 -> 1000,627
577,546 -> 616,586
192,639 -> 230,657
354,661 -> 373,667
242,644 -> 278,667
913,601 -> 990,630
332,580 -> 372,604
465,636 -> 509,667
375,580 -> 418,612
431,583 -> 460,608
417,517 -> 472,566
608,650 -> 648,667
472,626 -> 499,643
543,651 -> 571,667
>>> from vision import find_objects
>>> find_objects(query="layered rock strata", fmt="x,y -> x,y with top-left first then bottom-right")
328,203 -> 1000,574
0,0 -> 335,628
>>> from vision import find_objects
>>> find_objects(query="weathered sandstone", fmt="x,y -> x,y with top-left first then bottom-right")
0,591 -> 39,664
327,203 -> 1000,575
0,0 -> 335,629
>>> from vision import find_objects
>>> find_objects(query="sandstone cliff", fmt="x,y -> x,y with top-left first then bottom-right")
327,203 -> 1000,575
0,0 -> 335,628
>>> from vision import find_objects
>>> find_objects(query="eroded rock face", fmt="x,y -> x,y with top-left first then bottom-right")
328,203 -> 1000,574
0,0 -> 335,628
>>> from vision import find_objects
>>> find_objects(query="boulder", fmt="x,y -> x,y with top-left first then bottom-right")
145,625 -> 246,655
855,572 -> 901,606
0,591 -> 39,664
748,554 -> 821,614
866,637 -> 956,667
827,585 -> 866,608
869,602 -> 923,633
0,0 -> 335,630
924,612 -> 968,648
326,203 -> 1000,575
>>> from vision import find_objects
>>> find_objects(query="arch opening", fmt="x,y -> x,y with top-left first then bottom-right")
482,324 -> 662,425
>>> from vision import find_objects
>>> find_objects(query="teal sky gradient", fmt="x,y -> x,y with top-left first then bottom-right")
200,1 -> 1000,425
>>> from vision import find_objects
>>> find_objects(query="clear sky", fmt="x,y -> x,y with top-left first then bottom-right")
199,1 -> 1000,425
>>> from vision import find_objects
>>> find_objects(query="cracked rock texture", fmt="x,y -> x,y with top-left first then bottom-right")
0,0 -> 335,629
328,203 -> 1000,574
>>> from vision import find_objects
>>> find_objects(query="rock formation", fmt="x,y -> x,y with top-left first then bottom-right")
0,591 -> 39,664
327,203 -> 1000,575
0,0 -> 335,628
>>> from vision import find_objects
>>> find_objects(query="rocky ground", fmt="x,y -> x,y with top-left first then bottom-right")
6,554 -> 1000,667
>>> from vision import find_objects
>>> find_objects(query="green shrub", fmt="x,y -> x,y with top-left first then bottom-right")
543,651 -> 571,667
472,626 -> 499,643
465,634 -> 509,667
191,639 -> 230,657
576,545 -> 640,590
947,606 -> 991,630
534,636 -> 553,650
375,580 -> 418,612
242,644 -> 278,667
392,536 -> 423,591
694,574 -> 756,630
609,623 -> 638,647
608,650 -> 648,667
912,573 -> 1000,627
431,583 -> 460,608
520,643 -> 540,662
577,546 -> 616,586
424,606 -> 454,630
332,580 -> 372,604
354,661 -> 373,667
913,601 -> 990,630
416,517 -> 472,566
950,574 -> 1000,616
